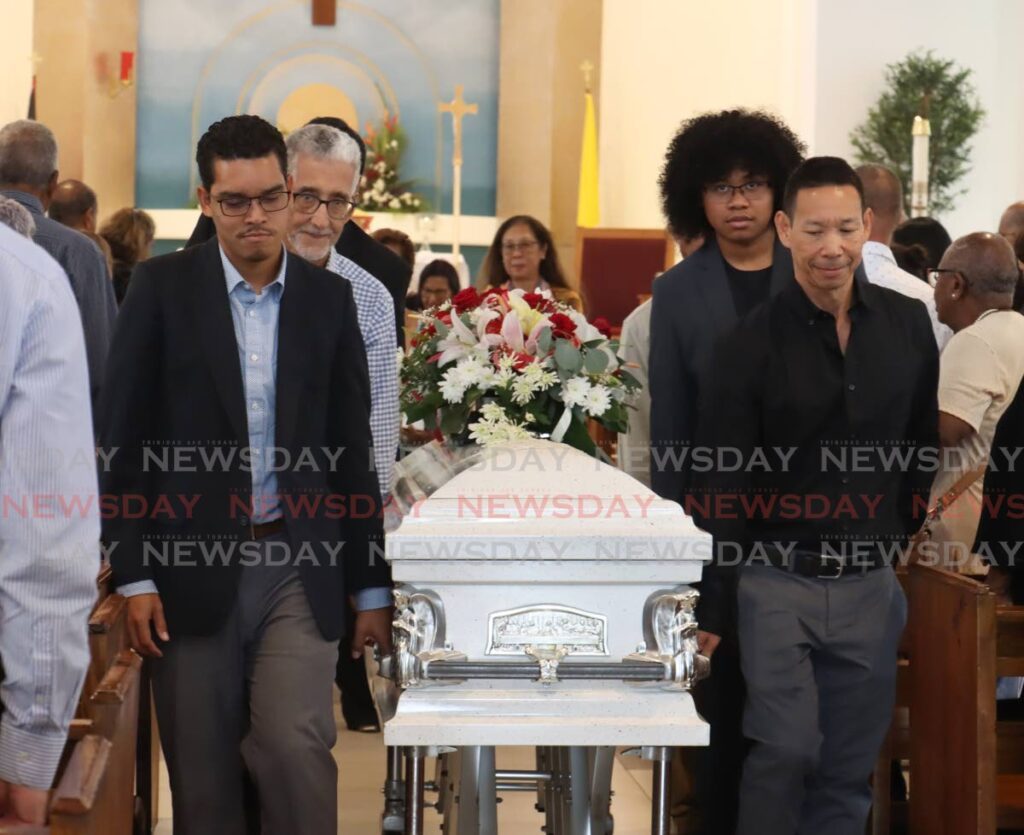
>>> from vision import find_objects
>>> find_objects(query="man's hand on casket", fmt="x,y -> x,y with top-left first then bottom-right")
352,607 -> 394,658
697,630 -> 721,658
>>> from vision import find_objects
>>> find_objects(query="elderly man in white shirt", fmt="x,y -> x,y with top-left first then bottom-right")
855,164 -> 952,350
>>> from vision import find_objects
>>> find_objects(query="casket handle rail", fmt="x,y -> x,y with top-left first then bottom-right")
383,584 -> 710,690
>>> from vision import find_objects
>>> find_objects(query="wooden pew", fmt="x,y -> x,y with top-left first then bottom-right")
48,567 -> 149,834
908,563 -> 1024,833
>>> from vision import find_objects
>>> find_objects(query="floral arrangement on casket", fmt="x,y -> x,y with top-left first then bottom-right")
400,287 -> 639,453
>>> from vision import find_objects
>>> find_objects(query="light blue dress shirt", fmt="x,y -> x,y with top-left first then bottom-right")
119,245 -> 390,610
0,224 -> 99,788
223,246 -> 286,523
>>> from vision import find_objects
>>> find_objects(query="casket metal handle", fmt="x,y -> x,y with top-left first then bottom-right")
386,584 -> 709,690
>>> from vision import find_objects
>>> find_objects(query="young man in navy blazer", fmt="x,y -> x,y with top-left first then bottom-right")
648,109 -> 805,835
99,115 -> 392,835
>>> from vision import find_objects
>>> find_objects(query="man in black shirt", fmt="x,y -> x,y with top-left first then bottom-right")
694,157 -> 938,835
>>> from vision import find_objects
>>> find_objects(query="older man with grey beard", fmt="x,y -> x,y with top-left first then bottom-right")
284,123 -> 399,730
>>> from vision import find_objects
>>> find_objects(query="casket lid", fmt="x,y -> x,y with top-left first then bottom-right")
387,439 -> 710,562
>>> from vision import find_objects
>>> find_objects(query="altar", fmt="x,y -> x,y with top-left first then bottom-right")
377,440 -> 711,834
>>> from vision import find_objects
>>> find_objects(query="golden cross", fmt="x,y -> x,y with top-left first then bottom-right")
580,60 -> 594,93
438,85 -> 478,167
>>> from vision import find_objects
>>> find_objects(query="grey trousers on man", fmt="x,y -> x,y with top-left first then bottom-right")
151,535 -> 339,835
735,563 -> 906,835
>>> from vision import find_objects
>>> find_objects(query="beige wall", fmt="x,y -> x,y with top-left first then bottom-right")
0,1 -> 35,128
496,0 -> 602,283
34,0 -> 138,221
597,0 -> 817,229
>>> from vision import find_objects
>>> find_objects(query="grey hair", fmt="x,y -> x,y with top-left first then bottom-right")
945,232 -> 1021,297
973,266 -> 1021,297
0,120 -> 58,188
286,124 -> 362,193
0,197 -> 37,238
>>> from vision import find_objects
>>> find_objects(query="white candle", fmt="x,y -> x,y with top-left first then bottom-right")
911,116 -> 931,218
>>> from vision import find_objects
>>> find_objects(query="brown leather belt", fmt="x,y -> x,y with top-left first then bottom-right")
249,519 -> 286,540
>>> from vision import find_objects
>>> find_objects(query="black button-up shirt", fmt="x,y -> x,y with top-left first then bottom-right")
691,275 -> 938,634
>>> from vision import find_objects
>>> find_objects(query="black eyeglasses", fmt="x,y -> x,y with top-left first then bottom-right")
293,192 -> 358,220
704,180 -> 770,202
927,268 -> 972,288
215,191 -> 291,217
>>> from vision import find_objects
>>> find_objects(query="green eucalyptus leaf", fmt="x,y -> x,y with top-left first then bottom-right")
584,349 -> 609,374
554,340 -> 582,374
537,327 -> 553,354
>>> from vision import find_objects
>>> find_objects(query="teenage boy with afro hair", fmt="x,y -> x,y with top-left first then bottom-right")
649,108 -> 804,835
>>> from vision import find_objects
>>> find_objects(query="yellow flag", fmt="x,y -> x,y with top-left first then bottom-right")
577,91 -> 600,228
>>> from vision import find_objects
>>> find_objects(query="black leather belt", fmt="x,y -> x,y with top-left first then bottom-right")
764,547 -> 888,579
249,519 -> 286,540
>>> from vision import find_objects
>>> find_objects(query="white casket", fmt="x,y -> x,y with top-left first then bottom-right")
377,439 -> 712,833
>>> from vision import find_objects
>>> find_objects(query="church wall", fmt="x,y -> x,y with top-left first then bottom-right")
813,0 -> 1024,238
496,0 -> 602,284
596,0 -> 1022,239
0,1 -> 34,128
596,0 -> 818,231
32,0 -> 137,223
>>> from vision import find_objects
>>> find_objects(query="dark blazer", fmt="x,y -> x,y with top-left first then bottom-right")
187,215 -> 411,346
648,236 -> 794,505
98,238 -> 389,641
975,376 -> 1024,593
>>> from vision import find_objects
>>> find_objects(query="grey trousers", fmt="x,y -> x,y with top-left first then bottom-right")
735,564 -> 906,835
151,536 -> 339,835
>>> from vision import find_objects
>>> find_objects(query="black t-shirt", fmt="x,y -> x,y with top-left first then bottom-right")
723,261 -> 772,318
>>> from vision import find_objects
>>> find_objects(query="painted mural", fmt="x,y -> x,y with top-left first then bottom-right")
136,0 -> 499,215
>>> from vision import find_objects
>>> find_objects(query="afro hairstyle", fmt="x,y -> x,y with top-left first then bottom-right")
659,109 -> 805,239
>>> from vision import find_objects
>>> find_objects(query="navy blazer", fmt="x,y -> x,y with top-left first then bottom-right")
648,236 -> 794,505
98,238 -> 389,640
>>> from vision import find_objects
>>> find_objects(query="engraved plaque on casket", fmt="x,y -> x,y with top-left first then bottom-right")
486,605 -> 608,656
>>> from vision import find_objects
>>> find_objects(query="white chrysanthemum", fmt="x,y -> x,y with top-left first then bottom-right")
468,407 -> 534,446
479,402 -> 507,421
510,363 -> 557,405
454,358 -> 484,387
457,358 -> 500,391
584,384 -> 612,417
561,376 -> 592,408
439,368 -> 467,404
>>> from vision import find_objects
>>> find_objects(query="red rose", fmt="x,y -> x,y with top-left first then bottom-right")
485,316 -> 503,335
523,292 -> 546,309
592,316 -> 612,337
548,312 -> 577,340
452,287 -> 481,313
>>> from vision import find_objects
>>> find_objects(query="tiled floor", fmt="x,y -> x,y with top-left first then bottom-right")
154,696 -> 659,833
